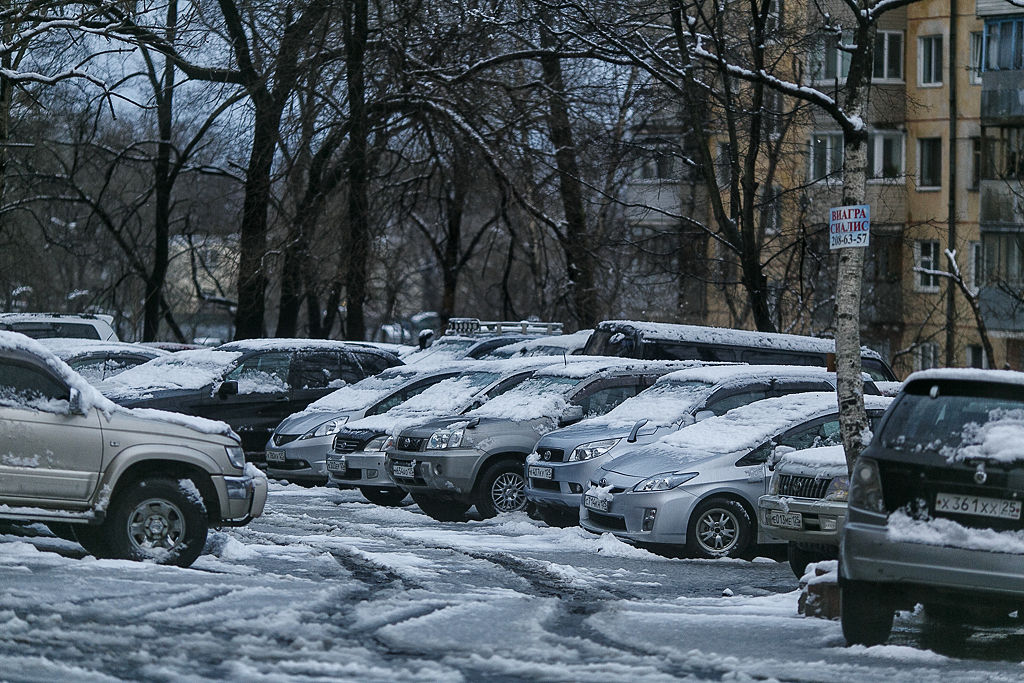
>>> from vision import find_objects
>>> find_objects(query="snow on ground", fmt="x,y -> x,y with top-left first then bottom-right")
0,482 -> 1022,682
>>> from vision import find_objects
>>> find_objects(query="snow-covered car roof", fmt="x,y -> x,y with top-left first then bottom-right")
98,349 -> 243,399
614,393 -> 893,469
595,320 -> 886,361
38,338 -> 171,360
0,331 -> 233,437
484,330 -> 593,359
904,367 -> 1024,387
656,364 -> 834,386
298,363 -> 474,414
217,338 -> 396,356
0,312 -> 118,342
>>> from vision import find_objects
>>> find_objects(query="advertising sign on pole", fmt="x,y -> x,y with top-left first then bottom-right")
829,205 -> 870,249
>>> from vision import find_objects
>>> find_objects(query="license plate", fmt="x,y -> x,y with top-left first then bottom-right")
934,492 -> 1023,520
265,450 -> 285,463
393,464 -> 416,479
584,494 -> 609,512
768,511 -> 802,530
326,458 -> 347,474
528,465 -> 554,480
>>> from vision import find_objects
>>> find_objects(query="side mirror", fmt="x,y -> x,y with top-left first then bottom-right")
560,404 -> 584,426
68,387 -> 85,415
694,410 -> 715,422
218,380 -> 239,397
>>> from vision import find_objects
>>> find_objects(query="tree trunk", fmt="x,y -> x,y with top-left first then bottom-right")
342,0 -> 370,341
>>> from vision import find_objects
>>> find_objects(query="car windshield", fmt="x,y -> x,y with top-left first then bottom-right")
595,379 -> 715,426
499,375 -> 581,398
880,381 -> 1024,456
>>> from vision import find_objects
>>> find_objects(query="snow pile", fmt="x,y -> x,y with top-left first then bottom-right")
782,445 -> 847,469
887,510 -> 1024,554
467,376 -> 576,421
940,408 -> 1024,464
99,349 -> 242,399
800,559 -> 838,585
235,369 -> 288,394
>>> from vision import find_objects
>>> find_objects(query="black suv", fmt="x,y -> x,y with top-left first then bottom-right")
841,369 -> 1024,645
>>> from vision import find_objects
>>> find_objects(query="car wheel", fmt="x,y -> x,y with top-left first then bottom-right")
106,478 -> 209,568
788,542 -> 836,579
46,522 -> 79,542
474,459 -> 527,519
537,506 -> 579,528
841,581 -> 894,646
73,524 -> 114,559
686,498 -> 751,559
411,493 -> 471,522
359,486 -> 408,506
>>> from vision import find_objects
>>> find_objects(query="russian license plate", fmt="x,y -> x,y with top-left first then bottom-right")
528,465 -> 554,480
265,450 -> 285,463
768,511 -> 803,530
326,458 -> 347,474
584,494 -> 609,512
393,464 -> 416,479
934,492 -> 1023,520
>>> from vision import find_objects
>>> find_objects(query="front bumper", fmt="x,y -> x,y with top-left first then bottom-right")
327,451 -> 397,488
841,511 -> 1024,606
386,448 -> 482,502
264,435 -> 332,485
219,470 -> 268,525
525,458 -> 604,510
579,488 -> 698,545
758,495 -> 846,546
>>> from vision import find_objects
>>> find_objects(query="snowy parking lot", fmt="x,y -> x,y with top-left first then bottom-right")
1,482 -> 1023,683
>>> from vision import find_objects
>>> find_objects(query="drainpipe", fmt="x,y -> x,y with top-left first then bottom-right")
945,0 -> 959,367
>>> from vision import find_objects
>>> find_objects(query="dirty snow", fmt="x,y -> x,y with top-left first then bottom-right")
941,409 -> 1024,464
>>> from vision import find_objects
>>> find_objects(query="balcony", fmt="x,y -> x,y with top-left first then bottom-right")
981,70 -> 1024,125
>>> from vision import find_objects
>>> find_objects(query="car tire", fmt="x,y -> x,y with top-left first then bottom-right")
73,524 -> 114,559
411,494 -> 470,522
787,542 -> 836,579
841,581 -> 894,646
685,498 -> 751,559
474,459 -> 528,519
537,506 -> 579,528
105,478 -> 209,568
359,486 -> 408,506
46,522 -> 79,542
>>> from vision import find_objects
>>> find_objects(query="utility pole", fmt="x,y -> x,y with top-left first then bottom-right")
945,0 -> 959,367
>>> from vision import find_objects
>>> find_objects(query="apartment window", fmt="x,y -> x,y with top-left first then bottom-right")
916,240 -> 941,291
985,18 -> 1024,71
764,90 -> 785,138
983,127 -> 1024,180
970,240 -> 983,292
982,232 -> 1024,285
811,33 -> 851,82
916,343 -> 941,371
867,131 -> 905,181
809,133 -> 844,182
971,138 -> 982,188
873,31 -> 904,80
968,345 -> 988,369
918,137 -> 942,188
970,31 -> 984,84
766,0 -> 782,34
762,186 -> 783,234
715,142 -> 732,186
919,35 -> 943,86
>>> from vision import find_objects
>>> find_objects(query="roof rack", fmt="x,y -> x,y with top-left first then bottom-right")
445,318 -> 564,337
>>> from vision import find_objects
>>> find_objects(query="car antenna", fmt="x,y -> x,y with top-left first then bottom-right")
563,351 -> 567,366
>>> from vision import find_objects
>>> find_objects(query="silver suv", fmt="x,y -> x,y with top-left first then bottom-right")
841,369 -> 1024,645
0,332 -> 267,567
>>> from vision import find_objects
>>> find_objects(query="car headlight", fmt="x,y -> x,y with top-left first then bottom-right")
568,438 -> 621,461
633,471 -> 699,492
427,427 -> 465,450
848,457 -> 885,513
824,475 -> 850,502
768,471 -> 780,495
225,445 -> 245,469
365,435 -> 394,452
301,416 -> 349,440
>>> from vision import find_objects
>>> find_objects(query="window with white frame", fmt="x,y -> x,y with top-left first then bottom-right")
809,133 -> 844,182
762,186 -> 783,234
970,240 -> 983,292
867,131 -> 905,181
918,137 -> 942,188
968,345 -> 988,369
873,31 -> 903,81
764,90 -> 785,138
970,31 -> 984,84
985,18 -> 1024,71
916,240 -> 941,291
919,35 -> 943,86
811,33 -> 851,82
766,0 -> 782,34
916,342 -> 941,371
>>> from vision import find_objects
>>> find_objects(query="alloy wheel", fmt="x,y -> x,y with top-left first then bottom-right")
490,472 -> 526,513
695,507 -> 739,554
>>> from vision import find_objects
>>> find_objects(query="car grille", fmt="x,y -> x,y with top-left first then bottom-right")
269,459 -> 309,471
880,461 -> 1024,532
588,511 -> 627,531
531,479 -> 561,492
395,436 -> 425,452
536,448 -> 565,463
331,468 -> 362,481
273,433 -> 300,447
777,474 -> 832,499
333,436 -> 364,454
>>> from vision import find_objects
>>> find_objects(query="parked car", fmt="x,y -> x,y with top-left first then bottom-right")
386,359 -> 700,521
99,339 -> 402,457
526,365 -> 860,528
840,369 -> 1024,646
39,338 -> 171,383
0,331 -> 267,568
582,320 -> 897,381
327,358 -> 572,505
403,318 -> 564,365
483,330 -> 593,359
758,402 -> 893,578
0,312 -> 119,341
580,393 -> 894,558
265,364 -> 468,485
